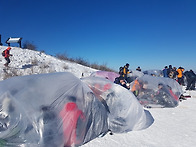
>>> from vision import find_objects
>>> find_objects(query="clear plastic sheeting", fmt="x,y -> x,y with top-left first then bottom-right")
130,75 -> 183,108
0,72 -> 109,147
127,70 -> 144,83
81,76 -> 154,133
90,71 -> 119,82
143,69 -> 163,77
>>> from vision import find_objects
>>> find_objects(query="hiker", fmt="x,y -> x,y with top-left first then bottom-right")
137,81 -> 155,105
184,70 -> 196,90
60,96 -> 86,147
131,79 -> 141,96
114,76 -> 130,90
122,63 -> 131,81
171,67 -> 178,80
154,83 -> 173,107
163,66 -> 168,78
88,83 -> 111,113
3,47 -> 13,67
119,66 -> 124,77
119,76 -> 130,90
177,67 -> 185,85
136,66 -> 141,71
167,65 -> 173,77
39,106 -> 62,147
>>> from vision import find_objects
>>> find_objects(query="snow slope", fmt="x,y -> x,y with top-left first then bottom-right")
0,46 -> 195,147
0,46 -> 97,80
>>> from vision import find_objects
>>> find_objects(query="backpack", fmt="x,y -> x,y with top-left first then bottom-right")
2,50 -> 5,57
119,67 -> 123,75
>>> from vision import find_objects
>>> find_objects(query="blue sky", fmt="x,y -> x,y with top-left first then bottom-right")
0,0 -> 196,71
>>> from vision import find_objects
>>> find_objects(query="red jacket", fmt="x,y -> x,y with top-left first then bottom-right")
4,47 -> 11,58
60,102 -> 85,146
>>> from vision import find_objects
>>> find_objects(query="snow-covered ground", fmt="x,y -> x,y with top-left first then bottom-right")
0,46 -> 195,147
0,46 -> 97,80
83,94 -> 196,147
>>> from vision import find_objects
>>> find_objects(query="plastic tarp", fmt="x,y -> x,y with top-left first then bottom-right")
81,76 -> 154,133
130,75 -> 183,108
90,71 -> 119,82
0,72 -> 109,147
127,70 -> 144,83
143,69 -> 163,77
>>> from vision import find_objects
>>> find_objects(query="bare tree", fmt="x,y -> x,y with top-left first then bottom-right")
23,41 -> 37,51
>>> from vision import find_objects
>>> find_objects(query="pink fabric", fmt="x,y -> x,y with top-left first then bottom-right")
93,71 -> 119,82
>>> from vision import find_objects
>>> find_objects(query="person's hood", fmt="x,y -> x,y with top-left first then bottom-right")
65,102 -> 77,111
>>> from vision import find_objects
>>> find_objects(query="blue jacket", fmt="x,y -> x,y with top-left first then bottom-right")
163,69 -> 168,77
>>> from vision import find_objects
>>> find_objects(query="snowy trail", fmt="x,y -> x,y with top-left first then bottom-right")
83,96 -> 196,147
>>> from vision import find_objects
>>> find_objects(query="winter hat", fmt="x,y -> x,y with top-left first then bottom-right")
7,47 -> 11,50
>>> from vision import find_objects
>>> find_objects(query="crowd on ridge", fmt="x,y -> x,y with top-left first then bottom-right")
114,63 -> 196,92
162,65 -> 196,90
113,63 -> 196,107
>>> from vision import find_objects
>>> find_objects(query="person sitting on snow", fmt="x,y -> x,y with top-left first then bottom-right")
136,66 -> 141,72
154,83 -> 177,107
60,96 -> 86,147
119,76 -> 130,90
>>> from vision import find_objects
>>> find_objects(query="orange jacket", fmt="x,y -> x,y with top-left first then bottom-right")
177,68 -> 184,78
131,80 -> 140,92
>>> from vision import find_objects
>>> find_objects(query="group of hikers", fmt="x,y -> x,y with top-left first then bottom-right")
162,65 -> 196,90
114,63 -> 195,92
113,63 -> 196,107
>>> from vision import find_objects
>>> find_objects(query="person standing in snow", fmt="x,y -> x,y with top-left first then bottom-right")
167,65 -> 173,78
163,66 -> 168,78
171,67 -> 178,80
122,63 -> 131,81
177,67 -> 185,85
3,47 -> 13,67
184,70 -> 196,90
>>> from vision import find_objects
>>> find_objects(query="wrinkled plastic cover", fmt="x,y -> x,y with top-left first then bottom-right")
128,70 -> 144,78
130,75 -> 183,108
90,71 -> 120,82
0,72 -> 108,147
81,77 -> 154,133
143,69 -> 163,77
127,70 -> 144,82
